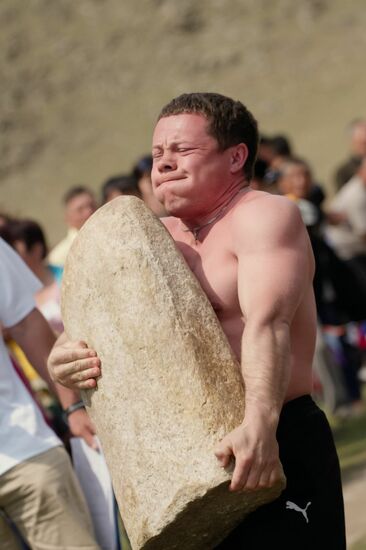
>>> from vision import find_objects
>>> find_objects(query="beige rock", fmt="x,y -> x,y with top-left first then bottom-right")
61,196 -> 285,549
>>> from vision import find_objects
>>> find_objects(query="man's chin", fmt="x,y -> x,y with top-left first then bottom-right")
154,190 -> 196,219
161,197 -> 189,218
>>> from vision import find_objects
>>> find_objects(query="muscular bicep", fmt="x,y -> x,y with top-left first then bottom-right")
235,198 -> 312,325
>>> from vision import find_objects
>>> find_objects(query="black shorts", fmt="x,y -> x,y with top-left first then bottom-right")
216,395 -> 346,550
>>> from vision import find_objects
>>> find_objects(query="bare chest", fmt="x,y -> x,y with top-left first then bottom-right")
174,236 -> 240,318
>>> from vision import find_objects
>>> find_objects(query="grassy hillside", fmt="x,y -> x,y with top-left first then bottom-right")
1,0 -> 366,243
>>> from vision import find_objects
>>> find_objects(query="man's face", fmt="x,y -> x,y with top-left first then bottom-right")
151,114 -> 235,218
65,192 -> 97,230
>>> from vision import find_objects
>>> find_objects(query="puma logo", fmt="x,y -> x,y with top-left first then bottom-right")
286,500 -> 312,523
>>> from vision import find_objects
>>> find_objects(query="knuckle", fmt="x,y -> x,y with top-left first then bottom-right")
76,371 -> 85,382
258,478 -> 270,489
238,453 -> 253,466
75,360 -> 84,372
268,459 -> 277,470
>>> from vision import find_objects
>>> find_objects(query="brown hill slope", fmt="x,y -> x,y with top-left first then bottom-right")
1,0 -> 366,243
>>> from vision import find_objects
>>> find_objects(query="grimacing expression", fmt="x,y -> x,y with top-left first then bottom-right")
151,113 -> 242,218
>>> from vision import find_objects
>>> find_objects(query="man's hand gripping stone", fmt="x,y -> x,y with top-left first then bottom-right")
48,333 -> 101,390
214,416 -> 283,492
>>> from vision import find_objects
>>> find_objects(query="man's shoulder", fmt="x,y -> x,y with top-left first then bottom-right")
233,190 -> 300,226
230,191 -> 304,247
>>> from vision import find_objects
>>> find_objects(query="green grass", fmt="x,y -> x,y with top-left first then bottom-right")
351,535 -> 366,550
330,400 -> 366,549
332,411 -> 366,481
328,383 -> 366,482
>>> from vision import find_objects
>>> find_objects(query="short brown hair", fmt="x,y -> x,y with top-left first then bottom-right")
158,93 -> 259,181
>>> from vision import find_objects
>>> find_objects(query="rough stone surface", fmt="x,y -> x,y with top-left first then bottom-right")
61,197 -> 285,549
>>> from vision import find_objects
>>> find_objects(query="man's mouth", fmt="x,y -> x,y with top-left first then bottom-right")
157,176 -> 185,186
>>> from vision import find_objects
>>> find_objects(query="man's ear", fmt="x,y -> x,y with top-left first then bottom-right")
230,143 -> 248,174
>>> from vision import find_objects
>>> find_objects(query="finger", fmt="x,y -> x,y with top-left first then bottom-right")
90,438 -> 100,452
69,366 -> 101,383
214,443 -> 233,468
230,456 -> 251,491
269,465 -> 283,487
57,357 -> 101,378
63,340 -> 89,349
257,467 -> 272,489
81,429 -> 98,450
87,418 -> 97,435
245,463 -> 262,490
73,378 -> 98,390
52,347 -> 98,365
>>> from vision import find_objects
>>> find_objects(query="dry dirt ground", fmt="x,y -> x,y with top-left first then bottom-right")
1,0 -> 366,244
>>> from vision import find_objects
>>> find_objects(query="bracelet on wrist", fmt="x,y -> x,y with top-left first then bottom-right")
64,400 -> 85,418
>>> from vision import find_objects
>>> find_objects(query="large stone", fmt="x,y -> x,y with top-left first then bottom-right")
61,196 -> 285,549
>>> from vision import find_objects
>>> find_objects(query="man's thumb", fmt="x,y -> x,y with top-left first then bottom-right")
214,442 -> 232,468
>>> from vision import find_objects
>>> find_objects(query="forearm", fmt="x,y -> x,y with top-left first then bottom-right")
241,319 -> 291,428
10,309 -> 56,386
9,311 -> 81,408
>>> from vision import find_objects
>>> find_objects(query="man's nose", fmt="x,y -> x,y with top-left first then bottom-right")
157,152 -> 177,172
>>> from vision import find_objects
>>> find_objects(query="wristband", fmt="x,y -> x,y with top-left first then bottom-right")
64,400 -> 85,418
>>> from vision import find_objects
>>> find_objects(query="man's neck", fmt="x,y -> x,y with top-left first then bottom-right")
181,182 -> 249,230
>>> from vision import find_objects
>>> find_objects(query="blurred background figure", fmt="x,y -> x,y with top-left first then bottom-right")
326,155 -> 366,290
0,219 -> 63,335
48,186 -> 97,282
267,134 -> 293,171
278,157 -> 325,225
101,174 -> 141,204
333,119 -> 366,191
0,212 -> 13,228
256,134 -> 293,193
250,159 -> 270,192
0,219 -> 66,442
0,237 -> 99,550
279,157 -> 366,415
132,155 -> 166,217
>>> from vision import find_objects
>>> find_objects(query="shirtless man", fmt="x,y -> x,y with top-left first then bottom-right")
48,93 -> 345,548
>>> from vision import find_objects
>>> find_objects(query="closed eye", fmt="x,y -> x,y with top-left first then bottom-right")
177,147 -> 195,154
